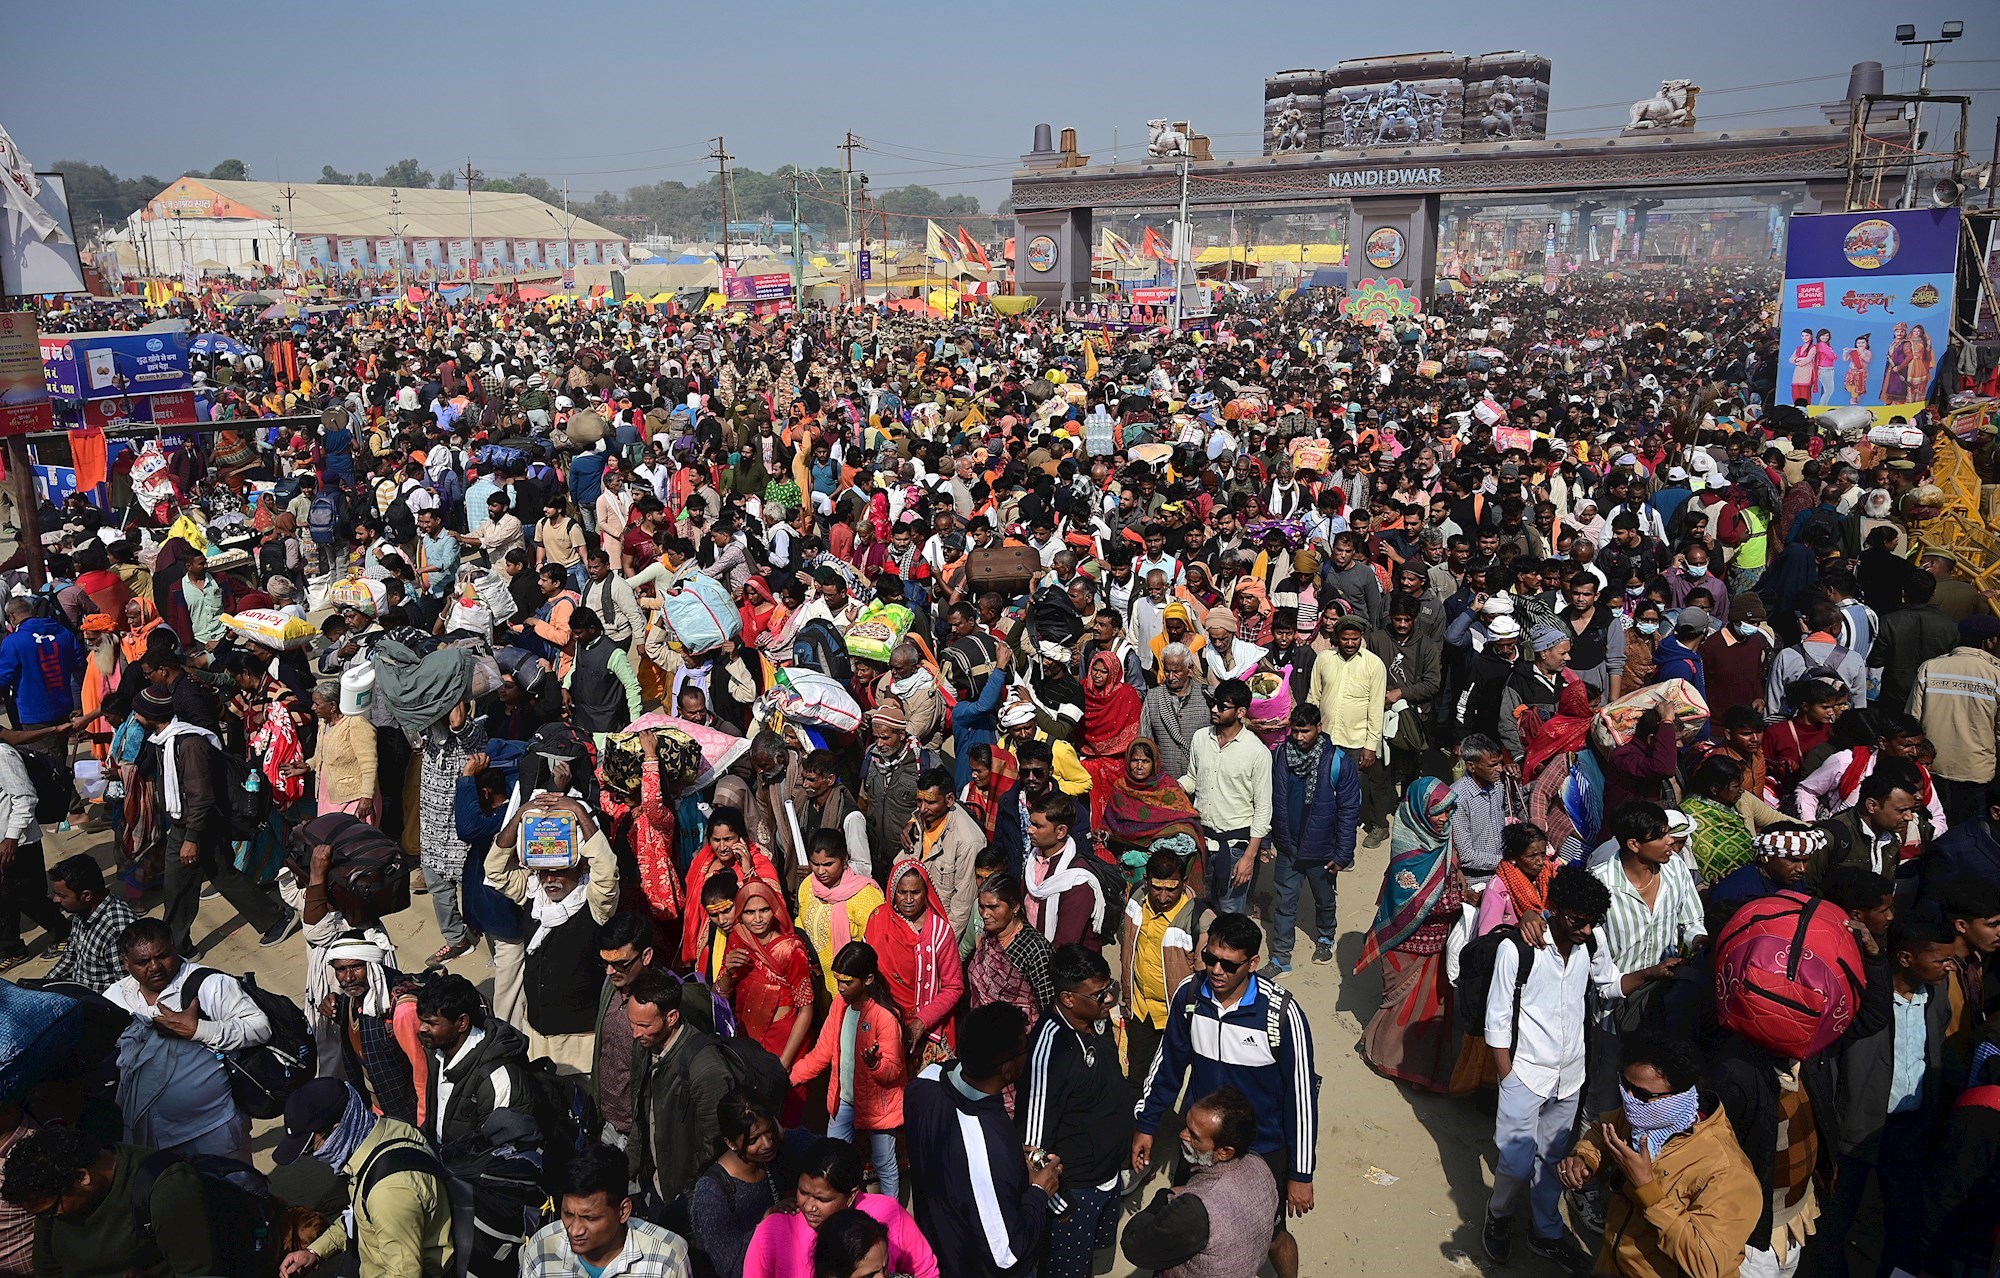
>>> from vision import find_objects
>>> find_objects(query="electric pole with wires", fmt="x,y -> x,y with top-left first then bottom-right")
710,137 -> 734,275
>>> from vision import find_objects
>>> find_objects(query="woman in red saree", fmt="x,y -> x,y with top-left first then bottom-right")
598,732 -> 685,956
738,576 -> 785,654
678,806 -> 782,966
864,858 -> 965,1066
1079,651 -> 1142,761
719,878 -> 816,1070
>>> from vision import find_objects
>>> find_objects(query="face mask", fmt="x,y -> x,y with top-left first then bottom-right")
1626,585 -> 1645,597
1735,622 -> 1760,637
1684,563 -> 1708,577
1637,621 -> 1660,635
1180,1138 -> 1217,1169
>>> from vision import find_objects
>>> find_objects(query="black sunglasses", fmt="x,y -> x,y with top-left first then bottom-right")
1199,950 -> 1248,974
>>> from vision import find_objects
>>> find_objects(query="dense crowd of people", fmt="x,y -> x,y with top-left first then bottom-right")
0,265 -> 1996,1278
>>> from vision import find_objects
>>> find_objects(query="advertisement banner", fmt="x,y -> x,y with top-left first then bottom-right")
447,239 -> 474,277
0,313 -> 53,437
409,239 -> 441,282
1776,209 -> 1959,423
513,240 -> 538,269
1062,300 -> 1173,332
299,235 -> 330,282
335,238 -> 367,276
574,242 -> 599,266
40,329 -> 191,403
545,241 -> 568,268
80,390 -> 197,430
480,239 -> 510,274
724,270 -> 792,303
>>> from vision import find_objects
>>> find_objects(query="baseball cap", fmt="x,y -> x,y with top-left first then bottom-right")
274,1077 -> 351,1165
1675,606 -> 1712,634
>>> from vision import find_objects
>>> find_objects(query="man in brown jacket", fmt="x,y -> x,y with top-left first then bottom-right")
902,767 -> 984,953
1559,1035 -> 1759,1278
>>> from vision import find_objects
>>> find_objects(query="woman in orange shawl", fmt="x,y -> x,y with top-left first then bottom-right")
718,878 -> 816,1069
863,858 -> 965,1063
1079,650 -> 1142,761
678,806 -> 782,966
120,596 -> 163,664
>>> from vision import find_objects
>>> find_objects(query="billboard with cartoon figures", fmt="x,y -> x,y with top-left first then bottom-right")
1776,209 -> 1960,424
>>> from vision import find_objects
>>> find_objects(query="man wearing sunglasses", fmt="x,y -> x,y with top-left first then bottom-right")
1020,945 -> 1133,1278
1133,912 -> 1318,1278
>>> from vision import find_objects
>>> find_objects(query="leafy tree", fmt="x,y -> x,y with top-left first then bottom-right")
319,165 -> 353,185
375,159 -> 433,189
207,159 -> 248,181
480,174 -> 558,204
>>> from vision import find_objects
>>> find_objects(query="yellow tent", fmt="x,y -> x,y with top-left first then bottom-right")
990,295 -> 1040,316
646,291 -> 676,303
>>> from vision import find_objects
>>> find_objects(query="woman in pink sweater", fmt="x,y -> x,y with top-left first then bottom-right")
788,941 -> 907,1200
742,1138 -> 939,1278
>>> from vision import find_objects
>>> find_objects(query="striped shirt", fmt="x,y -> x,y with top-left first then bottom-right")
518,1217 -> 690,1278
1589,856 -> 1707,974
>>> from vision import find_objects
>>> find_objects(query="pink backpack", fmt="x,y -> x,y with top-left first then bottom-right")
1713,890 -> 1864,1059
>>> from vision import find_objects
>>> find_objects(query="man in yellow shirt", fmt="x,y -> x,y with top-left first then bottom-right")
1309,616 -> 1386,768
1119,846 -> 1200,1104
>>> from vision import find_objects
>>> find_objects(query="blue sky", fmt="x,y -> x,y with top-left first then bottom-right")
4,0 -> 1994,206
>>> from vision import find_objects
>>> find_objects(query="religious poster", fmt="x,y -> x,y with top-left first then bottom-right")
447,239 -> 474,277
514,239 -> 538,268
298,235 -> 329,283
1776,208 -> 1959,424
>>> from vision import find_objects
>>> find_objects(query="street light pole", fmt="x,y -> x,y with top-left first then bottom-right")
1895,20 -> 1965,207
1171,159 -> 1190,328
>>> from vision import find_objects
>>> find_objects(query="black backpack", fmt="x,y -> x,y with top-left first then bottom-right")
521,1056 -> 598,1187
18,747 -> 73,824
130,1149 -> 279,1278
189,968 -> 316,1119
383,492 -> 418,544
1077,848 -> 1130,948
359,1138 -> 549,1278
708,1033 -> 790,1118
1455,926 -> 1533,1040
1454,925 -> 1597,1039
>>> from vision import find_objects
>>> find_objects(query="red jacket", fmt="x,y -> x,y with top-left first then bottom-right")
790,996 -> 906,1128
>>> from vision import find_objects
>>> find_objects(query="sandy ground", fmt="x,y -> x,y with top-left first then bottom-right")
15,819 -> 1545,1277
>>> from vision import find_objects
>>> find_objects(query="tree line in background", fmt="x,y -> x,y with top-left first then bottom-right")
51,156 -> 1006,244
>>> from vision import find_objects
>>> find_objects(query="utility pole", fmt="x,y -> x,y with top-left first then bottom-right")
790,169 -> 804,310
389,188 -> 406,291
462,158 -> 482,274
710,136 -> 734,275
840,131 -> 861,301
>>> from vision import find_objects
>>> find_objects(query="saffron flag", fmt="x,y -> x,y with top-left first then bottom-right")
1139,226 -> 1176,264
1100,227 -> 1134,263
956,227 -> 991,269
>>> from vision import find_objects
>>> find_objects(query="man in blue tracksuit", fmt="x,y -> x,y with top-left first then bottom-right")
1133,912 -> 1319,1278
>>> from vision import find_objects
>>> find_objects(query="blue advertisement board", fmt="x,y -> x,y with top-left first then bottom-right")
39,328 -> 192,403
1775,208 -> 1959,424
